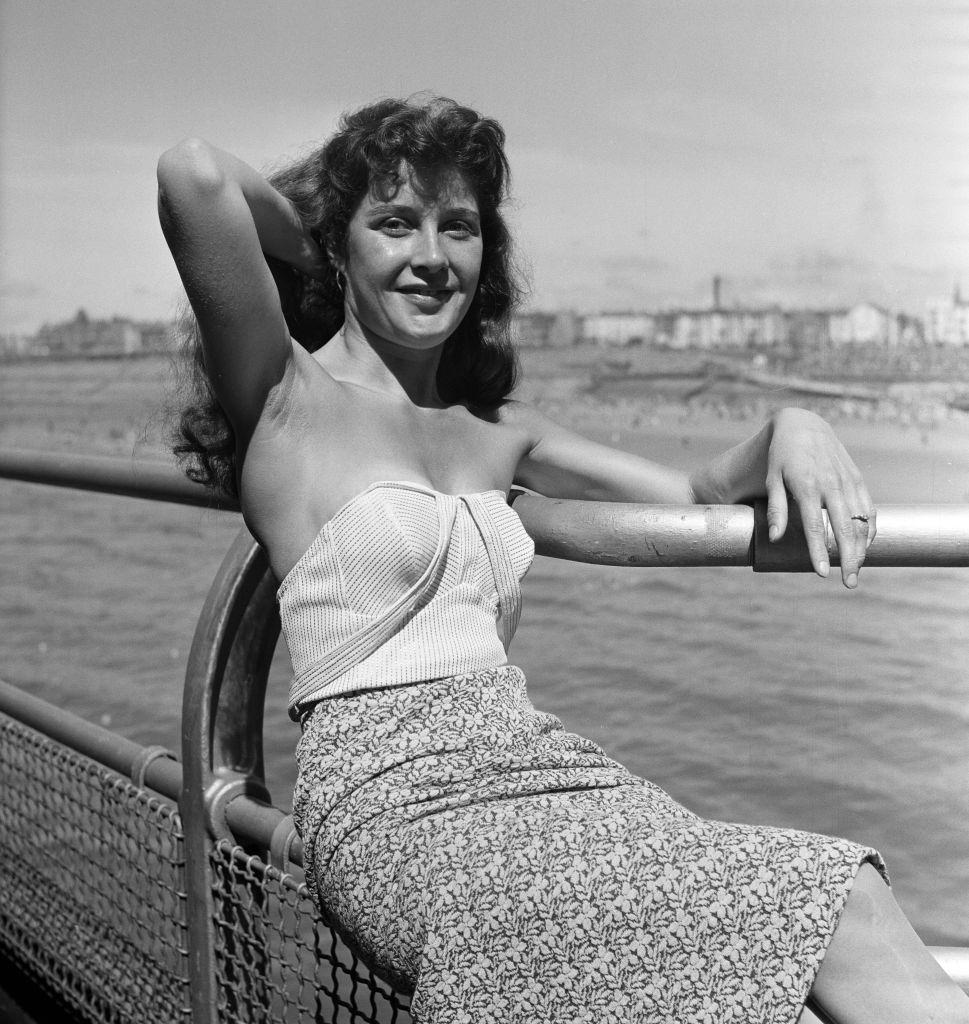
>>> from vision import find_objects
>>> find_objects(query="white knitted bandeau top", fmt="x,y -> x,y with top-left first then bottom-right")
278,480 -> 534,719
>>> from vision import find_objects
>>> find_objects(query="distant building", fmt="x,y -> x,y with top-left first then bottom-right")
660,277 -> 779,349
826,302 -> 898,346
29,310 -> 177,357
896,313 -> 925,346
0,333 -> 32,358
668,307 -> 787,349
925,286 -> 969,345
581,312 -> 656,346
35,309 -> 142,356
514,311 -> 580,347
787,311 -> 829,350
578,301 -> 923,352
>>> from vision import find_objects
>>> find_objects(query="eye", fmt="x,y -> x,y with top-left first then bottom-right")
445,219 -> 479,239
378,217 -> 411,237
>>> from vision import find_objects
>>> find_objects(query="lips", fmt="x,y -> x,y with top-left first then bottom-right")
398,286 -> 453,298
398,287 -> 454,310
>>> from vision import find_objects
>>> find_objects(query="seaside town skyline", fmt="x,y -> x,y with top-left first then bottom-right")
5,275 -> 968,360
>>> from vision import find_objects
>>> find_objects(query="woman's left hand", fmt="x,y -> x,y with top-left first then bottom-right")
765,408 -> 876,588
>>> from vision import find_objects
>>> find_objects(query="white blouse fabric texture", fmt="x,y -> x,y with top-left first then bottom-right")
278,481 -> 534,718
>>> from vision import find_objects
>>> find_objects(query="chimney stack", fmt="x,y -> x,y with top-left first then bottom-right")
713,275 -> 722,311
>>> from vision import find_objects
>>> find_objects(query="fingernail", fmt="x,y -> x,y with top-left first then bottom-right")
768,525 -> 779,542
819,560 -> 829,578
846,572 -> 858,588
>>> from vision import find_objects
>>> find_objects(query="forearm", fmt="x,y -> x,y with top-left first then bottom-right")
512,401 -> 760,505
517,399 -> 873,587
688,418 -> 774,505
157,138 -> 320,275
538,449 -> 695,504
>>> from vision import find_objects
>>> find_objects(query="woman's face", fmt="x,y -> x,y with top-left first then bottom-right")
341,165 -> 483,351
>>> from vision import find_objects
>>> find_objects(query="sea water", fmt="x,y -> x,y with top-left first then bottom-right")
1,358 -> 967,946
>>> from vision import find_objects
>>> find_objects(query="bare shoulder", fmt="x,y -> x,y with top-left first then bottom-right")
495,398 -> 590,459
494,397 -> 555,440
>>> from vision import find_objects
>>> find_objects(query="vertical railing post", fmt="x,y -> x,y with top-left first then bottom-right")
180,528 -> 281,1024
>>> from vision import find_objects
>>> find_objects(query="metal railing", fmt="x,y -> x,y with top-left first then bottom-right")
1,446 -> 968,1023
3,449 -> 967,570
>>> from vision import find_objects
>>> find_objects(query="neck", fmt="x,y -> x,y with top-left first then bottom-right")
321,319 -> 448,408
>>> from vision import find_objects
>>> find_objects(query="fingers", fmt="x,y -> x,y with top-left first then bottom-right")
834,472 -> 877,587
786,483 -> 875,588
858,481 -> 877,549
765,411 -> 876,587
765,471 -> 789,544
789,488 -> 832,580
770,470 -> 832,579
824,491 -> 869,588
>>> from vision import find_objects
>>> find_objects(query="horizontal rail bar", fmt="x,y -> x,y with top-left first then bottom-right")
3,450 -> 967,569
514,497 -> 755,566
0,448 -> 237,510
0,676 -> 183,799
0,676 -> 302,863
754,503 -> 969,571
513,495 -> 969,569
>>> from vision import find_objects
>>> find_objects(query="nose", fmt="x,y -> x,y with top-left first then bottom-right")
411,225 -> 447,275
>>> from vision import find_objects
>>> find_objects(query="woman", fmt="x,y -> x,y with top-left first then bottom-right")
158,96 -> 968,1023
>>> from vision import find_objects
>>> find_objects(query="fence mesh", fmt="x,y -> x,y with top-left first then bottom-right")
0,712 -> 189,1023
211,841 -> 412,1024
0,708 -> 412,1024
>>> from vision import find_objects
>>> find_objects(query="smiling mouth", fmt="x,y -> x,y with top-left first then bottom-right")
398,287 -> 453,299
398,288 -> 455,311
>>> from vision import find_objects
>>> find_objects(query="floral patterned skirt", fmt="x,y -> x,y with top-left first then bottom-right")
293,665 -> 886,1024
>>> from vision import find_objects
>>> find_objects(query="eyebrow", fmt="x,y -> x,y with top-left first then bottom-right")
366,202 -> 480,220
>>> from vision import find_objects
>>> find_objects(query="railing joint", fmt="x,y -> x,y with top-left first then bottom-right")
130,745 -> 178,791
269,814 -> 300,874
203,771 -> 272,843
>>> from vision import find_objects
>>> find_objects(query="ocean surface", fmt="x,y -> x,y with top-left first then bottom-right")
1,355 -> 968,946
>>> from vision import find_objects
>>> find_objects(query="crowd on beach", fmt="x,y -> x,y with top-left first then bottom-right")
2,338 -> 967,465
518,340 -> 969,446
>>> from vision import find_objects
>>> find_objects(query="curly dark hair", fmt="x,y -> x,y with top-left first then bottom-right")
172,95 -> 524,499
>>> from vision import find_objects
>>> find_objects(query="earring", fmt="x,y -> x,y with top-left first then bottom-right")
335,269 -> 346,295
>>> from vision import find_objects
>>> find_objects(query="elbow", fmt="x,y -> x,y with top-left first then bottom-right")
688,468 -> 727,506
157,137 -> 225,197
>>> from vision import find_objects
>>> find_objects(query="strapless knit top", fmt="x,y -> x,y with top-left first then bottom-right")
278,481 -> 535,719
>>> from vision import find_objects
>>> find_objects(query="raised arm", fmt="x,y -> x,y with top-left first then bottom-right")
156,138 -> 324,432
509,403 -> 875,588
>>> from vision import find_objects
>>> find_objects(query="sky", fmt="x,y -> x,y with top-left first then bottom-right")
1,0 -> 967,334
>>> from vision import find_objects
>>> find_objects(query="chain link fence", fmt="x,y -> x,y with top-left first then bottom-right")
0,713 -> 188,1023
211,842 -> 408,1024
0,708 -> 411,1024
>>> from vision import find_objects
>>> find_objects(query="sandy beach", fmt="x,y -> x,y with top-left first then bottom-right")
2,349 -> 968,504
